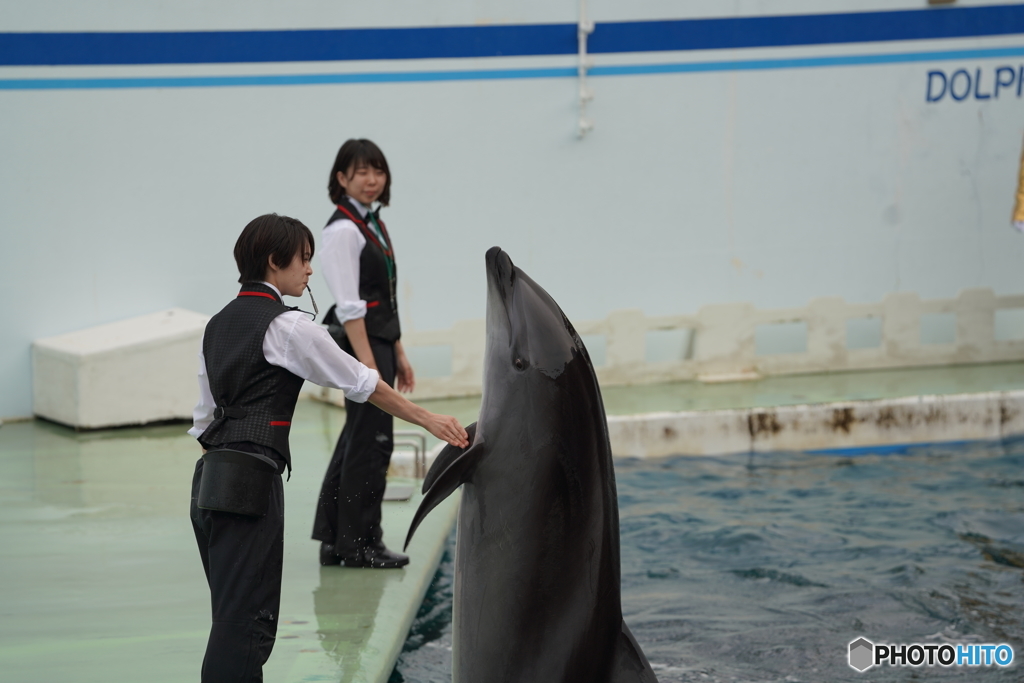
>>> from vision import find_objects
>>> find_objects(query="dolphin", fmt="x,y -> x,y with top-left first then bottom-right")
405,247 -> 658,683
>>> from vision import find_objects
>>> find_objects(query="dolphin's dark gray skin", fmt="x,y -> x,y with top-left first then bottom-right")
405,247 -> 657,683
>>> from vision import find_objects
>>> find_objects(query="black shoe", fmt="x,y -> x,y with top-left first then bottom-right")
319,542 -> 343,566
320,542 -> 409,569
359,545 -> 409,569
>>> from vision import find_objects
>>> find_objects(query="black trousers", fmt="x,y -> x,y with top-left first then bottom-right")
190,442 -> 286,683
312,336 -> 396,555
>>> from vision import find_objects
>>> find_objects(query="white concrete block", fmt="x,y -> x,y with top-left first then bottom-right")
32,308 -> 209,429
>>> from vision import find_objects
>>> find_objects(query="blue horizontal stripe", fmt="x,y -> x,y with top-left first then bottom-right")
1,5 -> 1023,66
0,68 -> 577,89
590,5 -> 1024,54
589,45 -> 1024,76
0,24 -> 576,66
2,45 -> 1023,91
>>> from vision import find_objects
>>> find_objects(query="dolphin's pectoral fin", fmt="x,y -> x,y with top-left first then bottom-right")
422,422 -> 477,493
611,620 -> 659,683
404,425 -> 483,551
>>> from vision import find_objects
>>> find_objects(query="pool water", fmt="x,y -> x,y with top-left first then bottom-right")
390,438 -> 1024,682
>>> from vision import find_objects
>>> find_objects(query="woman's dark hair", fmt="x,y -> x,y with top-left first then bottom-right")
233,214 -> 315,284
327,138 -> 391,206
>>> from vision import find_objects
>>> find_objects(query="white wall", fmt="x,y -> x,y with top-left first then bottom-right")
2,0 -> 1024,419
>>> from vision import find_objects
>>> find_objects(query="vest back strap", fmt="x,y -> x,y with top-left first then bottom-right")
214,405 -> 248,420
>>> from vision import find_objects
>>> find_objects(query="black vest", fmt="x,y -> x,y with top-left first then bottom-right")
324,197 -> 401,343
199,283 -> 305,471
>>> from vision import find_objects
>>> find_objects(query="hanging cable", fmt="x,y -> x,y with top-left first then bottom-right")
578,0 -> 595,138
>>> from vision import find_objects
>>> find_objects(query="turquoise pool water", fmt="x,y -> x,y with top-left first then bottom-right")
391,438 -> 1024,681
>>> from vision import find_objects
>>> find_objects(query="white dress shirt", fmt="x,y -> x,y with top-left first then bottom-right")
320,199 -> 384,324
188,282 -> 380,439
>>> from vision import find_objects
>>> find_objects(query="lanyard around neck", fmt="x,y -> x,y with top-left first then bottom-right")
366,211 -> 389,251
336,203 -> 394,281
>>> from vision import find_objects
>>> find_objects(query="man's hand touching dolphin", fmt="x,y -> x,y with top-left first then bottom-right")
367,378 -> 469,448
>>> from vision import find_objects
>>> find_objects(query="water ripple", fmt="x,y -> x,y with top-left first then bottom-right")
393,440 -> 1024,682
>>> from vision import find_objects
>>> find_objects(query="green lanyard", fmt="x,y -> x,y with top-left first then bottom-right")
366,211 -> 395,282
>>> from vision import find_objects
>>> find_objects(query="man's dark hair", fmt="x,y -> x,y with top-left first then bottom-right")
233,214 -> 315,284
327,138 -> 392,206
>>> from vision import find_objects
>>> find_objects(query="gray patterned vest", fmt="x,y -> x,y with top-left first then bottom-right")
199,283 -> 305,472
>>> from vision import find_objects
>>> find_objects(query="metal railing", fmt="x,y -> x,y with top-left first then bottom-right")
311,288 -> 1024,403
393,430 -> 427,479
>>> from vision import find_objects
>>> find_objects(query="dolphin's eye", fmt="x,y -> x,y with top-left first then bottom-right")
514,358 -> 525,370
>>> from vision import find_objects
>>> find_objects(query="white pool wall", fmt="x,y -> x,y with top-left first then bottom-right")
2,0 -> 1024,419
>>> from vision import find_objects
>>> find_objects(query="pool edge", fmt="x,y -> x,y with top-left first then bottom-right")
608,389 -> 1024,457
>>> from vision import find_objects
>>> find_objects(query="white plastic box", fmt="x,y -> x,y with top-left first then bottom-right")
32,308 -> 210,429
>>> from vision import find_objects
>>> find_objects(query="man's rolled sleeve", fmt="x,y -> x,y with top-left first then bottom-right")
264,312 -> 379,403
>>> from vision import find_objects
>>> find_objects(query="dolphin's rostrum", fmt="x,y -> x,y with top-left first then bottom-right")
406,247 -> 658,682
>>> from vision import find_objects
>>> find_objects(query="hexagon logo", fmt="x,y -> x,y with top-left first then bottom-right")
849,637 -> 874,672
